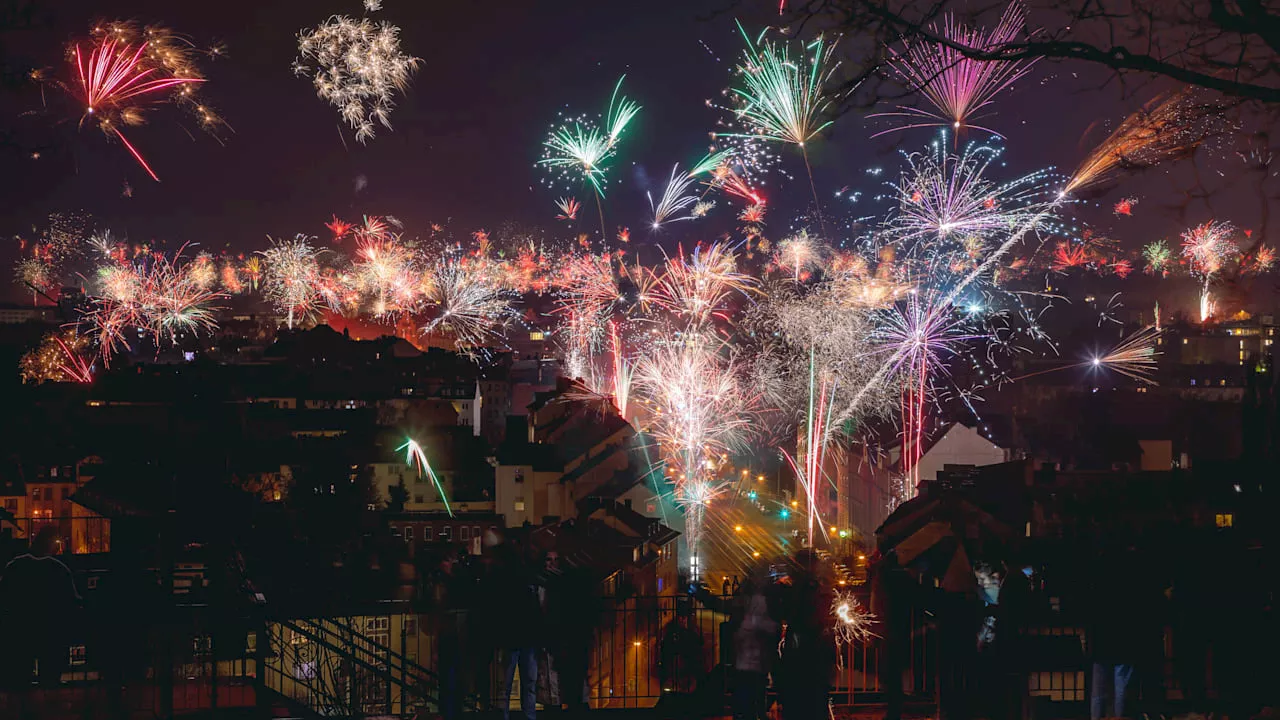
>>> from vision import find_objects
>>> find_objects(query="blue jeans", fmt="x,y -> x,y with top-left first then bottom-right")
502,647 -> 538,720
1091,663 -> 1134,719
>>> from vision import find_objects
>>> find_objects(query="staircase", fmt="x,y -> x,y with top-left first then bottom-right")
260,615 -> 438,719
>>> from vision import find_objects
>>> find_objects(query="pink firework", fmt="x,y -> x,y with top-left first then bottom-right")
70,36 -> 205,181
874,1 -> 1037,138
1181,220 -> 1238,276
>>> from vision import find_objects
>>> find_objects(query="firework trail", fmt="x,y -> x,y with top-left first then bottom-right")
1012,325 -> 1161,385
648,151 -> 733,229
69,29 -> 207,180
726,21 -> 840,237
20,329 -> 95,384
875,2 -> 1036,139
400,438 -> 453,517
1064,91 -> 1222,197
294,13 -> 419,143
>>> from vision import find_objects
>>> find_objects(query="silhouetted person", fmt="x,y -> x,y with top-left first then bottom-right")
658,603 -> 704,697
1088,545 -> 1159,720
934,584 -> 980,720
493,541 -> 545,720
548,556 -> 600,717
871,551 -> 912,720
695,568 -> 780,720
722,576 -> 732,596
776,550 -> 835,720
0,526 -> 81,689
730,575 -> 741,596
432,548 -> 468,720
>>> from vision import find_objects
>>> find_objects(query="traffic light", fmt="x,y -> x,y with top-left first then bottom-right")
779,508 -> 790,519
747,490 -> 757,500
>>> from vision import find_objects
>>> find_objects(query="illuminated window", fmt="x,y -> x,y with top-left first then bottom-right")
1220,379 -> 1227,386
404,526 -> 414,542
529,331 -> 545,341
514,499 -> 526,512
1215,513 -> 1233,528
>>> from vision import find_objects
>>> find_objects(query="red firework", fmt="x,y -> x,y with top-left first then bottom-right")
70,37 -> 204,181
326,216 -> 354,242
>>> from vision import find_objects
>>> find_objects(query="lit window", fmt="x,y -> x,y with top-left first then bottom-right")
1183,338 -> 1189,345
529,331 -> 545,341
1215,513 -> 1233,528
460,526 -> 470,542
514,499 -> 526,512
1190,379 -> 1196,386
1220,379 -> 1226,386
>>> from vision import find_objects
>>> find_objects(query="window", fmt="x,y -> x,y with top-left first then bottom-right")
473,526 -> 481,540
366,617 -> 390,632
404,616 -> 418,635
423,524 -> 431,539
529,331 -> 545,341
1215,513 -> 1234,528
514,469 -> 525,484
460,526 -> 470,542
404,526 -> 415,542
443,527 -> 453,541
514,499 -> 526,512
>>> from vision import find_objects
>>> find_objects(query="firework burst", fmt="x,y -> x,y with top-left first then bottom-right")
260,235 -> 329,329
875,2 -> 1036,138
294,13 -> 420,143
69,28 -> 207,180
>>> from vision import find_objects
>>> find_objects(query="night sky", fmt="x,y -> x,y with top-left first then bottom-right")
1,0 -> 1274,310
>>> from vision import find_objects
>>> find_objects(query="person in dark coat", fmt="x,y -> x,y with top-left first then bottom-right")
0,526 -> 81,689
1088,545 -> 1161,720
548,557 -> 600,717
92,541 -> 163,715
871,551 -> 913,720
775,550 -> 835,720
492,540 -> 545,720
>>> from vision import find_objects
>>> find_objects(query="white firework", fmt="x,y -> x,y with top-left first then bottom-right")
294,14 -> 420,143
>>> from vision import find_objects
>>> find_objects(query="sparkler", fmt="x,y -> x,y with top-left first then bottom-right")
294,14 -> 420,143
399,438 -> 453,517
831,590 -> 877,656
875,2 -> 1036,139
727,21 -> 839,236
